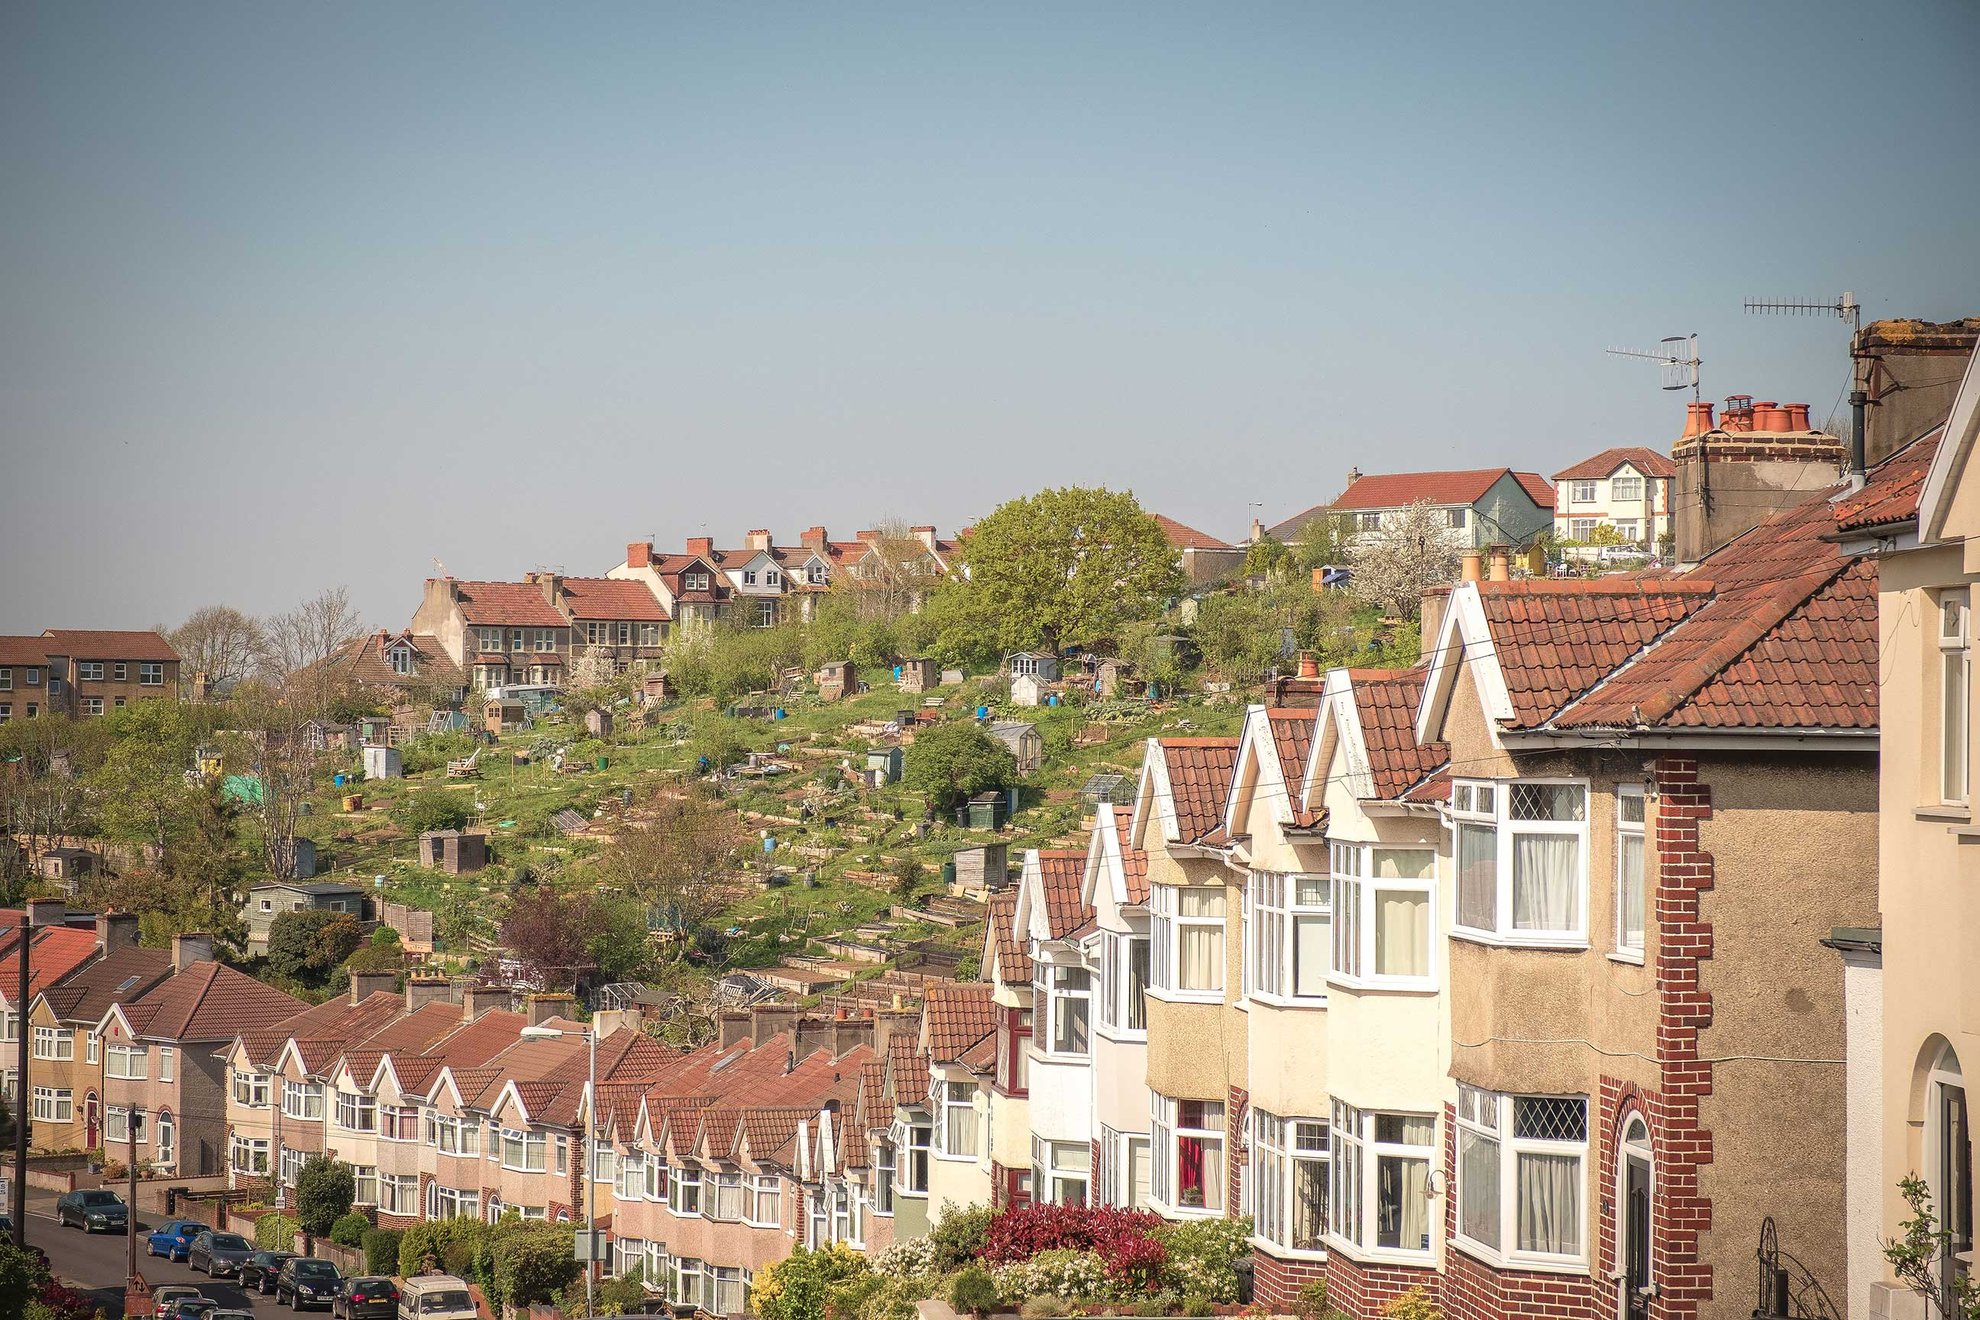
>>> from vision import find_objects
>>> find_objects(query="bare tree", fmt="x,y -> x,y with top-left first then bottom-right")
169,605 -> 266,696
221,682 -> 322,881
844,517 -> 944,620
1347,499 -> 1463,620
596,787 -> 744,962
261,587 -> 366,714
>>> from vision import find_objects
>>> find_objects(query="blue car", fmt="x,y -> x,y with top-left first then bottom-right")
146,1219 -> 212,1262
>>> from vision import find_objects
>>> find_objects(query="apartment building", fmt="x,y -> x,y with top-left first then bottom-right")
37,630 -> 181,717
0,638 -> 52,722
1551,447 -> 1675,553
1861,342 -> 1979,1319
94,937 -> 304,1176
410,577 -> 577,690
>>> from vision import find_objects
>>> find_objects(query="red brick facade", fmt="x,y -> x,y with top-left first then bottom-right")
1226,1084 -> 1249,1219
1322,1251 -> 1442,1317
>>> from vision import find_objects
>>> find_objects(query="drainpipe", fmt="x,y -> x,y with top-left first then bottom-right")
1849,388 -> 1868,477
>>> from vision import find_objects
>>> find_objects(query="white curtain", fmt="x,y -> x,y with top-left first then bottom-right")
1458,824 -> 1498,928
1294,913 -> 1330,994
1458,1129 -> 1500,1247
1512,833 -> 1580,931
1619,833 -> 1645,947
1378,1154 -> 1430,1250
1375,890 -> 1428,976
1517,1152 -> 1581,1255
1180,925 -> 1222,991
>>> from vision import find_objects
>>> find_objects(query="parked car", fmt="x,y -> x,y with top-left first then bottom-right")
151,1287 -> 205,1311
161,1300 -> 218,1320
244,1250 -> 300,1294
189,1229 -> 256,1277
275,1258 -> 343,1312
212,1313 -> 257,1320
146,1219 -> 212,1262
333,1276 -> 401,1320
396,1276 -> 477,1320
55,1188 -> 129,1233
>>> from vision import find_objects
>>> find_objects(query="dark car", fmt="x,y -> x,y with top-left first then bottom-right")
55,1188 -> 129,1233
275,1258 -> 343,1311
332,1276 -> 400,1320
189,1229 -> 256,1277
160,1299 -> 218,1320
244,1250 -> 300,1294
146,1218 -> 212,1262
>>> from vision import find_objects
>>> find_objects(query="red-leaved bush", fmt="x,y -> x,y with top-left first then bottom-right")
981,1203 -> 1170,1287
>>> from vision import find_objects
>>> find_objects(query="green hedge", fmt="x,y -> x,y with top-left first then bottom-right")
254,1213 -> 300,1251
362,1228 -> 403,1276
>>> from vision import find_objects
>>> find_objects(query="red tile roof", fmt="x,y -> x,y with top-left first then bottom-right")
1158,738 -> 1241,845
1835,430 -> 1940,532
1345,667 -> 1448,799
447,581 -> 566,628
1266,709 -> 1314,801
1285,468 -> 1555,522
0,920 -> 99,1001
560,577 -> 669,621
321,632 -> 462,689
1112,815 -> 1150,903
985,892 -> 1032,984
40,630 -> 179,662
1152,515 -> 1232,551
1476,581 -> 1714,728
888,1027 -> 930,1103
924,983 -> 997,1065
0,638 -> 49,667
1033,849 -> 1091,940
1551,447 -> 1677,482
40,948 -> 172,1025
119,961 -> 304,1042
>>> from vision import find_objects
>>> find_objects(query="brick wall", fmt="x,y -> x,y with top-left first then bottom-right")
1318,1251 -> 1441,1318
1226,1084 -> 1248,1218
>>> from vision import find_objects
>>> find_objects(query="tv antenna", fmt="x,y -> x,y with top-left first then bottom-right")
1743,291 -> 1860,335
1606,333 -> 1701,399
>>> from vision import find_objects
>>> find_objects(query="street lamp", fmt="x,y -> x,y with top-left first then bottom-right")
12,898 -> 62,1248
521,1023 -> 597,1319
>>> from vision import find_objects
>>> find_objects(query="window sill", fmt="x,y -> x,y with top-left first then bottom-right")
1146,1198 -> 1225,1220
1249,1235 -> 1327,1262
932,1152 -> 979,1164
1915,805 -> 1971,823
1606,950 -> 1646,967
1325,977 -> 1439,996
1450,929 -> 1590,953
1449,1238 -> 1591,1277
1323,1236 -> 1435,1268
1146,990 -> 1225,1006
1245,992 -> 1329,1010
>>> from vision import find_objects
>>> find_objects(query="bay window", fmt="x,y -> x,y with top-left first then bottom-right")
1254,1110 -> 1329,1253
32,1026 -> 73,1061
381,1104 -> 421,1141
615,1238 -> 646,1279
1099,930 -> 1151,1035
106,1105 -> 133,1144
936,1079 -> 978,1157
616,1150 -> 645,1201
874,1140 -> 896,1214
592,1144 -> 617,1185
749,1173 -> 781,1225
1944,591 -> 1969,804
1330,844 -> 1435,987
669,1164 -> 703,1214
708,1169 -> 745,1221
1453,779 -> 1588,944
897,1116 -> 931,1195
1247,872 -> 1330,1001
379,1173 -> 419,1216
671,1258 -> 704,1308
336,1092 -> 378,1132
645,1155 -> 665,1202
107,1043 -> 148,1079
280,1146 -> 309,1187
502,1128 -> 546,1172
434,1113 -> 479,1156
1151,1095 -> 1225,1213
1330,1104 -> 1434,1256
1099,1127 -> 1151,1210
352,1165 -> 378,1206
1615,787 -> 1646,958
1032,1136 -> 1090,1206
282,1079 -> 325,1120
230,1134 -> 269,1174
1038,962 -> 1091,1056
1454,1086 -> 1588,1267
704,1265 -> 747,1317
429,1184 -> 478,1221
1151,884 -> 1225,997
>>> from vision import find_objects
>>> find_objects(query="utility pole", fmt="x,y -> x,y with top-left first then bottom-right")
127,1107 -> 143,1287
12,901 -> 57,1248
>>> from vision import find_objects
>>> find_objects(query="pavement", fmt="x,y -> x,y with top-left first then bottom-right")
17,1186 -> 272,1315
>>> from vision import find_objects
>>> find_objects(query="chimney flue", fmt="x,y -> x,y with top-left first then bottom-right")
1682,400 -> 1716,438
1461,550 -> 1483,583
1487,545 -> 1511,583
1786,403 -> 1811,432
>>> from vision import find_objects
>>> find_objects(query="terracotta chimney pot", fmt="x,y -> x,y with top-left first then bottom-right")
1487,545 -> 1511,582
1682,401 -> 1715,437
1461,550 -> 1483,583
1296,651 -> 1320,679
1787,403 -> 1812,431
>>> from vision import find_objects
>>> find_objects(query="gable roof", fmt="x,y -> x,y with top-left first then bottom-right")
448,581 -> 567,629
923,983 -> 997,1065
0,919 -> 99,1006
1551,447 -> 1678,482
1340,667 -> 1449,800
40,630 -> 180,662
1024,848 -> 1091,941
1152,515 -> 1232,551
320,631 -> 464,689
1158,738 -> 1241,844
39,948 -> 173,1025
559,577 -> 669,621
0,638 -> 50,667
984,892 -> 1032,985
116,960 -> 304,1042
1270,468 -> 1554,536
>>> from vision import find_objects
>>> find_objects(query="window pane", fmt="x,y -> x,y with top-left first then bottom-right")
1179,888 -> 1224,917
1293,913 -> 1329,995
1515,1153 -> 1582,1255
1618,833 -> 1645,950
1511,834 -> 1581,932
1510,783 -> 1586,822
1126,939 -> 1150,1031
1290,1154 -> 1327,1250
1376,1154 -> 1429,1250
1179,924 -> 1222,991
1947,650 -> 1969,801
1512,1096 -> 1587,1142
1458,824 -> 1497,929
1372,848 -> 1432,879
1373,890 -> 1429,977
1458,1128 -> 1500,1247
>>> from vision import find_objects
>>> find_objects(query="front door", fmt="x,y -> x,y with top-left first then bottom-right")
1942,1083 -> 1972,1301
1624,1152 -> 1652,1320
84,1094 -> 99,1150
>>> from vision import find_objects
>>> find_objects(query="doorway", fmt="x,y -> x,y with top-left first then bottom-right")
1932,1047 -> 1971,1303
1619,1115 -> 1653,1320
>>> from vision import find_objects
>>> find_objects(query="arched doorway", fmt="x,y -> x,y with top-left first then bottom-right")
84,1092 -> 99,1150
1616,1113 -> 1653,1320
1928,1045 -> 1971,1302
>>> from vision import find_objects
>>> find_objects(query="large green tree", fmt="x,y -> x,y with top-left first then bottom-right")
903,721 -> 1018,814
943,487 -> 1183,656
268,908 -> 366,987
294,1154 -> 355,1238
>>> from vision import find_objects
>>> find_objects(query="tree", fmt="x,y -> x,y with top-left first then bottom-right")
1347,500 -> 1461,620
593,789 -> 743,964
221,681 -> 326,881
488,1216 -> 583,1310
169,605 -> 266,696
261,586 -> 366,713
268,908 -> 366,987
499,884 -> 603,991
842,519 -> 945,621
1293,512 -> 1356,572
891,853 -> 926,906
943,487 -> 1183,656
1883,1173 -> 1980,1319
294,1154 -> 355,1239
904,721 -> 1018,814
1243,536 -> 1290,577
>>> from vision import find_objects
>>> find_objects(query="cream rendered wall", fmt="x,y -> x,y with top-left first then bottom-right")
928,1063 -> 992,1212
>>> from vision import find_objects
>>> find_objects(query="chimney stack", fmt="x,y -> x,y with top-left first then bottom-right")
1752,401 -> 1787,432
1250,517 -> 1265,544
626,541 -> 653,570
405,977 -> 457,1013
1672,393 -> 1846,563
171,933 -> 214,972
685,536 -> 714,558
350,970 -> 398,1004
1487,545 -> 1512,582
911,526 -> 938,551
746,529 -> 773,552
1296,651 -> 1320,679
95,911 -> 138,955
801,526 -> 829,551
1786,402 -> 1812,432
1420,584 -> 1450,645
526,993 -> 578,1027
462,985 -> 512,1021
1722,395 -> 1755,432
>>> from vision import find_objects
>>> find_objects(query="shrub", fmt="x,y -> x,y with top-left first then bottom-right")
399,1216 -> 492,1282
929,1201 -> 996,1272
947,1266 -> 999,1320
397,791 -> 471,835
1151,1215 -> 1252,1303
329,1211 -> 371,1247
981,1203 -> 1165,1264
1018,1297 -> 1070,1319
1380,1288 -> 1441,1320
596,1268 -> 649,1316
754,1243 -> 871,1320
1294,1279 -> 1336,1320
294,1155 -> 356,1237
486,1216 -> 582,1311
254,1213 -> 299,1251
1131,1290 -> 1184,1318
990,1250 -> 1108,1306
871,1236 -> 937,1280
362,1228 -> 403,1276
1182,1295 -> 1214,1318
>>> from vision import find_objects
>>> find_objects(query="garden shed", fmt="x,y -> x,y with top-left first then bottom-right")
987,720 -> 1044,774
897,658 -> 940,693
361,744 -> 403,780
817,661 -> 855,702
952,843 -> 1011,896
866,746 -> 903,784
1007,651 -> 1060,680
957,791 -> 1010,831
419,828 -> 488,874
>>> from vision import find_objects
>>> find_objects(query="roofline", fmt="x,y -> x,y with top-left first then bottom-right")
1500,727 -> 1877,751
1919,344 -> 1980,543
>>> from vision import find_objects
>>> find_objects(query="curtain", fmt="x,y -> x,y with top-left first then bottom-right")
1517,1152 -> 1581,1255
1178,1136 -> 1205,1204
1458,824 -> 1497,928
1619,833 -> 1645,947
1458,1128 -> 1500,1247
1200,1139 -> 1225,1211
1291,1156 -> 1327,1250
1180,925 -> 1222,991
1377,1155 -> 1430,1250
1374,890 -> 1428,977
1512,834 -> 1580,931
1294,914 -> 1329,995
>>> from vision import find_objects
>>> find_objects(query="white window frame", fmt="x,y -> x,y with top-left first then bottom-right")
139,661 -> 165,686
1149,884 -> 1225,1001
706,1168 -> 745,1222
935,1078 -> 979,1159
1036,959 -> 1092,1057
873,1140 -> 895,1215
897,1115 -> 932,1195
532,629 -> 556,652
282,1079 -> 325,1120
336,1091 -> 378,1133
159,1046 -> 173,1082
32,1026 -> 74,1061
1328,1103 -> 1436,1261
1568,518 -> 1599,541
1453,1085 -> 1590,1271
379,1172 -> 419,1216
1246,871 -> 1330,1003
230,1134 -> 270,1175
1097,928 -> 1151,1038
746,1173 -> 781,1227
1150,1094 -> 1225,1216
78,662 -> 105,682
30,1086 -> 71,1124
1253,1109 -> 1329,1257
380,1104 -> 421,1142
669,1164 -> 703,1215
501,1127 -> 546,1172
280,1146 -> 309,1187
1943,591 -> 1970,805
1570,480 -> 1597,503
1611,475 -> 1642,502
106,1104 -> 135,1145
1451,779 -> 1590,947
1614,786 -> 1646,962
154,1110 -> 175,1168
1031,1135 -> 1091,1207
232,1070 -> 270,1107
107,1043 -> 147,1079
1329,843 -> 1437,990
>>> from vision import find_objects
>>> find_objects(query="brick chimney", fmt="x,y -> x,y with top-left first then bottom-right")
801,526 -> 829,551
626,541 -> 652,570
1250,517 -> 1265,544
171,933 -> 214,972
95,911 -> 138,955
1420,584 -> 1451,645
462,985 -> 512,1021
911,526 -> 938,551
1346,466 -> 1363,487
746,529 -> 773,552
405,977 -> 457,1012
717,1010 -> 752,1048
1672,393 -> 1846,564
750,1002 -> 803,1047
23,899 -> 65,934
685,536 -> 714,558
527,570 -> 563,606
526,993 -> 577,1027
350,970 -> 398,1004
855,529 -> 881,545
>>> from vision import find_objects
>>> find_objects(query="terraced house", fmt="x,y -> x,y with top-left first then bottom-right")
24,914 -> 169,1155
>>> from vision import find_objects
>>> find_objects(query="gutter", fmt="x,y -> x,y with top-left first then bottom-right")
1499,727 -> 1878,752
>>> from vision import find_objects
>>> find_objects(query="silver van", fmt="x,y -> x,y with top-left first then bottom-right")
397,1275 -> 479,1320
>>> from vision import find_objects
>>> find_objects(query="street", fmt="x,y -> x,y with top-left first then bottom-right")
21,1189 -> 268,1316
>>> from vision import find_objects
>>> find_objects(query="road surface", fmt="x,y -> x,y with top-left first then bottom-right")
21,1189 -> 271,1315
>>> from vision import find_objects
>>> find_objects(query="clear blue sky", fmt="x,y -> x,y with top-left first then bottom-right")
4,1 -> 1977,628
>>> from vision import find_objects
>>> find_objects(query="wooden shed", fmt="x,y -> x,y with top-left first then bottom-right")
866,746 -> 903,784
484,698 -> 526,736
1011,674 -> 1047,707
952,843 -> 1011,896
1007,651 -> 1060,680
897,658 -> 940,693
361,744 -> 403,780
818,661 -> 855,702
419,829 -> 489,874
